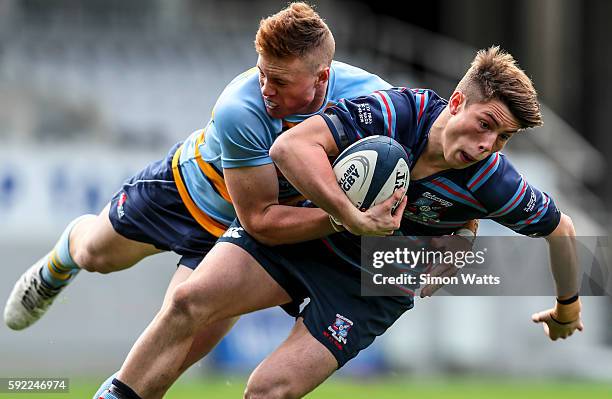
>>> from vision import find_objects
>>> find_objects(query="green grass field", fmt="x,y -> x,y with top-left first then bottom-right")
9,376 -> 611,399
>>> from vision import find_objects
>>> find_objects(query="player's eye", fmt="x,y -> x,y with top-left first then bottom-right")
499,134 -> 511,141
479,120 -> 489,130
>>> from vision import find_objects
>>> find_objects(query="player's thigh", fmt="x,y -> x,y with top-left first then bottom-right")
71,203 -> 163,273
245,318 -> 338,399
171,242 -> 292,325
163,265 -> 239,372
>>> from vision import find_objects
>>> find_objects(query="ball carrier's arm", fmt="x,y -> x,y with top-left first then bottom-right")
532,214 -> 584,340
270,115 -> 406,236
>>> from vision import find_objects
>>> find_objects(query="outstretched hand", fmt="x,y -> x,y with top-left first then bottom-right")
531,299 -> 584,340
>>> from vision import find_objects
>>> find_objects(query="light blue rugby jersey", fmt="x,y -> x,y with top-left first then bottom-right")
175,61 -> 391,234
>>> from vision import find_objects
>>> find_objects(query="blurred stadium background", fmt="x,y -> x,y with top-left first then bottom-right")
0,0 -> 610,397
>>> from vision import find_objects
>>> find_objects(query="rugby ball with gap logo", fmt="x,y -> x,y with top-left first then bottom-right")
332,135 -> 410,210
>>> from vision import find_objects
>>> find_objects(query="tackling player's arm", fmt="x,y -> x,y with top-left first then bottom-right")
270,115 -> 406,236
224,164 -> 337,246
532,213 -> 584,340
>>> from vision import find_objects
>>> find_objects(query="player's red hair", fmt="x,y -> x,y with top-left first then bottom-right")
255,2 -> 335,72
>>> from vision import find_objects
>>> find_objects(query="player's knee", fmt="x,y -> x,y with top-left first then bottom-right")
168,283 -> 213,327
69,214 -> 130,274
69,227 -> 110,274
73,242 -> 114,274
71,241 -> 101,273
244,376 -> 297,399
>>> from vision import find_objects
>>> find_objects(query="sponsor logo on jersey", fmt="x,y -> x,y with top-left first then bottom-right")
117,192 -> 127,219
422,191 -> 453,207
222,227 -> 244,239
404,192 -> 453,223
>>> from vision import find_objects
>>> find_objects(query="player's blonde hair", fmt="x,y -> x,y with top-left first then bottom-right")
254,2 -> 335,73
456,46 -> 543,129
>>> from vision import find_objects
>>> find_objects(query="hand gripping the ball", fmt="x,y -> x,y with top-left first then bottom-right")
342,189 -> 407,236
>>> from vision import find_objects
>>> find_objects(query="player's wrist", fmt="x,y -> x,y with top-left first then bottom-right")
335,204 -> 366,234
326,192 -> 361,227
453,220 -> 478,244
552,295 -> 581,324
557,293 -> 579,304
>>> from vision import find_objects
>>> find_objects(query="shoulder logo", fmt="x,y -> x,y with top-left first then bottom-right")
222,227 -> 244,239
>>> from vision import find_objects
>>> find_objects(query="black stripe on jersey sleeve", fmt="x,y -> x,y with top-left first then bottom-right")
321,112 -> 350,152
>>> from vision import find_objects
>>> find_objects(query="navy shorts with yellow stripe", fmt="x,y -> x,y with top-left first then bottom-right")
217,219 -> 414,368
108,142 -> 221,269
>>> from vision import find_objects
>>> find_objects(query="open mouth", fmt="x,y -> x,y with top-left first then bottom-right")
460,151 -> 476,163
263,98 -> 278,110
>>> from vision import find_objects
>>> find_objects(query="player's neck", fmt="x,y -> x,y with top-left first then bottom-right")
420,108 -> 452,170
304,81 -> 329,114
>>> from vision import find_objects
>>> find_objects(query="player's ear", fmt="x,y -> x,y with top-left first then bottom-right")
449,91 -> 465,115
316,67 -> 330,86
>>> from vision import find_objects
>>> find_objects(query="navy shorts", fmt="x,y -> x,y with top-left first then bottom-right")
217,220 -> 414,368
108,143 -> 220,269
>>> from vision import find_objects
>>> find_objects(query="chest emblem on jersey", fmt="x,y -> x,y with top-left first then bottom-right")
404,192 -> 453,223
326,314 -> 354,347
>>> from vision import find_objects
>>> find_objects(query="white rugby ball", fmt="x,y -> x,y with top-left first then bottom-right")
332,135 -> 410,210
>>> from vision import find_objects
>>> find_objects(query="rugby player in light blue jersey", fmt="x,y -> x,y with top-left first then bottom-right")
4,1 -> 408,387
105,47 -> 583,399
